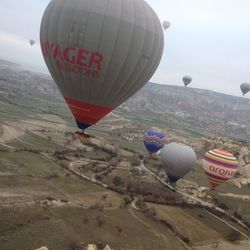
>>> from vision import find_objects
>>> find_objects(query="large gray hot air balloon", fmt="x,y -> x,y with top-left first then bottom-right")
240,83 -> 250,96
40,0 -> 164,130
183,76 -> 192,87
29,40 -> 35,46
160,142 -> 197,183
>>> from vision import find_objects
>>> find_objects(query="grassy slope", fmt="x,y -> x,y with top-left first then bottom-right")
0,147 -> 182,250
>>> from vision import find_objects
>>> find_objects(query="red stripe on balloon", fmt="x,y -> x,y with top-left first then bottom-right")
209,181 -> 219,189
64,96 -> 112,125
204,171 -> 229,181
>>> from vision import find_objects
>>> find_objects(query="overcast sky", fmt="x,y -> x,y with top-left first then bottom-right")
0,0 -> 249,97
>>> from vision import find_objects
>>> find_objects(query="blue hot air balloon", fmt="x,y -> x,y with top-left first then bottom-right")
143,130 -> 166,155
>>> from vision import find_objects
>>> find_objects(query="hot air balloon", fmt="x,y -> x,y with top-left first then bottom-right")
183,76 -> 192,87
202,149 -> 238,189
162,21 -> 171,31
144,130 -> 166,156
161,142 -> 197,183
240,83 -> 250,96
29,40 -> 35,46
40,0 -> 164,131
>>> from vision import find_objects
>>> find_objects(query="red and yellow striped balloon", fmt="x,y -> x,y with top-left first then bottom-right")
202,149 -> 238,189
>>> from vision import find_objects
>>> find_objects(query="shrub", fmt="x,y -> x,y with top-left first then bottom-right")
96,215 -> 105,227
226,230 -> 241,242
113,176 -> 124,186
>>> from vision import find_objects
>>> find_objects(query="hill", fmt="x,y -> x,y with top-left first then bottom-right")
1,59 -> 249,141
120,83 -> 250,141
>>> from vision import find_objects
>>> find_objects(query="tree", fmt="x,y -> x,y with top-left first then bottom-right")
123,195 -> 132,206
96,215 -> 105,227
83,217 -> 89,224
144,207 -> 157,219
113,176 -> 124,186
102,194 -> 107,200
226,230 -> 241,242
116,225 -> 123,235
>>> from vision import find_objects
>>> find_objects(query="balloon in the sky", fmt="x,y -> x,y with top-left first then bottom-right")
162,21 -> 171,31
240,83 -> 250,96
183,76 -> 192,87
144,130 -> 166,155
40,0 -> 164,130
29,40 -> 35,46
161,142 -> 197,183
202,149 -> 238,189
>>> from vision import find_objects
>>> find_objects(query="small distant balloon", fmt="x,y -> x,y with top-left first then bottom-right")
240,83 -> 250,96
183,76 -> 192,87
202,149 -> 238,189
144,130 -> 166,156
29,40 -> 35,46
160,142 -> 197,183
163,21 -> 171,31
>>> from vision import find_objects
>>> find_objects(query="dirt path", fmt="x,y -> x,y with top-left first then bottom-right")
0,124 -> 25,149
0,143 -> 15,149
0,124 -> 24,143
193,240 -> 250,250
219,192 -> 250,201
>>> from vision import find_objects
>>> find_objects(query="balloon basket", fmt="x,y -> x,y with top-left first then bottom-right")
145,154 -> 156,159
74,131 -> 92,142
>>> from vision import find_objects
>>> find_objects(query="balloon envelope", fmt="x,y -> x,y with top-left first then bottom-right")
29,40 -> 35,46
40,0 -> 164,130
163,21 -> 171,30
240,83 -> 250,96
183,76 -> 192,87
144,130 -> 166,155
202,149 -> 238,189
160,142 -> 197,183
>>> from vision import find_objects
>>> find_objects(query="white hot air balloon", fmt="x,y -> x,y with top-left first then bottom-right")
161,142 -> 197,183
